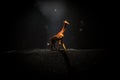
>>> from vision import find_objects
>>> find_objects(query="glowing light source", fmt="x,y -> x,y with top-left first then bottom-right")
80,28 -> 83,31
54,9 -> 57,12
39,2 -> 66,21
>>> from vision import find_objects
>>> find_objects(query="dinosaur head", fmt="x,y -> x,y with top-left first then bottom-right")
64,20 -> 70,25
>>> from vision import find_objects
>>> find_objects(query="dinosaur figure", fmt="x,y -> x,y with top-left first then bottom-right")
48,20 -> 70,51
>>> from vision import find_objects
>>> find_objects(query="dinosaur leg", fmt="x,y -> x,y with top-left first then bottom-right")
50,43 -> 54,50
56,41 -> 59,50
57,40 -> 62,50
61,39 -> 66,51
50,38 -> 56,50
62,43 -> 67,51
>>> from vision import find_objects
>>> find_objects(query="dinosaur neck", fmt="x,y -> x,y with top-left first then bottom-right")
59,23 -> 67,34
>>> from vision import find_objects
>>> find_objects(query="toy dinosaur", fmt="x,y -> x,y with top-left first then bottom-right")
48,20 -> 70,51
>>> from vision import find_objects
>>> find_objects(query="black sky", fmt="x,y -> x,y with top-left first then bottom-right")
1,0 -> 105,51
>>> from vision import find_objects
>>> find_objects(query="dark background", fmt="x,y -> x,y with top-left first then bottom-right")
0,1 -> 110,79
1,0 -> 104,52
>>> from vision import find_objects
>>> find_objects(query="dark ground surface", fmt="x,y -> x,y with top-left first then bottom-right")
0,49 -> 110,80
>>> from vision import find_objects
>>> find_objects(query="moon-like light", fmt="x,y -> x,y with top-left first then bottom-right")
54,9 -> 57,12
